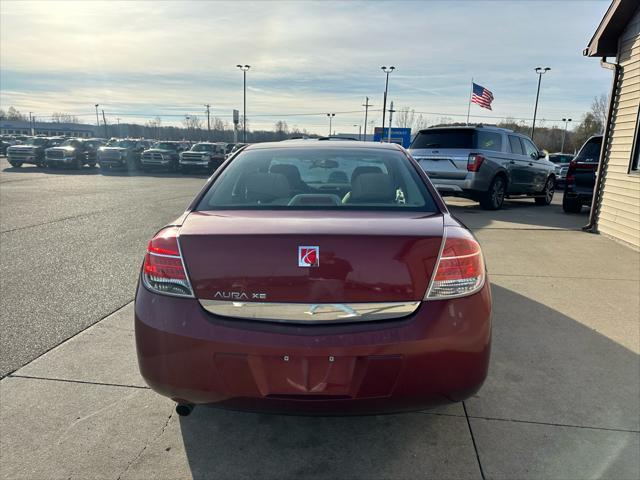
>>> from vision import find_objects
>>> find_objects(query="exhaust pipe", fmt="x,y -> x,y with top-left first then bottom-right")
175,403 -> 194,417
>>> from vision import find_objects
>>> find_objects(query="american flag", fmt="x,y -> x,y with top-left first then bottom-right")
471,83 -> 494,110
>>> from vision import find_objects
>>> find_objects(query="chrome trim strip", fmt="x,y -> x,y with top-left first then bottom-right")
199,300 -> 421,324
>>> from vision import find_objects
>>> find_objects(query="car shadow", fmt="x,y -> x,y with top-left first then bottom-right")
177,284 -> 638,479
445,197 -> 589,231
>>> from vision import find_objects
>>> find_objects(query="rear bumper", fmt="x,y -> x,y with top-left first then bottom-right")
135,282 -> 492,414
429,177 -> 490,197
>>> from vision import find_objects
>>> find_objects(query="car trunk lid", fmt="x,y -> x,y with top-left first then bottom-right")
178,210 -> 444,304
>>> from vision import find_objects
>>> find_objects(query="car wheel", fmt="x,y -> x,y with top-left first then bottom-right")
535,177 -> 555,205
562,196 -> 582,213
9,161 -> 22,168
480,176 -> 506,210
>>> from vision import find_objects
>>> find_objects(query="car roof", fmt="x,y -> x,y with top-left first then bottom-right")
244,140 -> 402,151
418,125 -> 514,134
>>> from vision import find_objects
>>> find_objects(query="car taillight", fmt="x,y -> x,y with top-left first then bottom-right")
467,154 -> 485,172
142,226 -> 193,297
426,227 -> 486,299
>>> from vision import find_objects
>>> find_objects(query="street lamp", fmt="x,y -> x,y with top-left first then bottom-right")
326,113 -> 335,136
531,67 -> 551,141
380,66 -> 395,142
561,118 -> 572,153
236,64 -> 250,142
94,104 -> 100,132
185,116 -> 191,141
353,124 -> 362,141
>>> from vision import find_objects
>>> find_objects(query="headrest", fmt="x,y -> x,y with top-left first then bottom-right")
328,171 -> 349,183
243,172 -> 290,202
270,164 -> 302,184
351,166 -> 382,183
350,173 -> 396,203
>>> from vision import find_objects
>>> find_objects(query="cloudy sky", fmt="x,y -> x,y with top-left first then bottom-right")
1,0 -> 612,134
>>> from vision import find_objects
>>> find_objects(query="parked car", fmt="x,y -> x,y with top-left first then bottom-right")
6,136 -> 53,167
0,140 -> 10,156
135,140 -> 492,416
562,135 -> 602,213
98,139 -> 147,170
409,126 -> 556,210
225,142 -> 247,160
84,138 -> 105,164
140,141 -> 185,171
179,142 -> 225,173
548,153 -> 575,188
45,138 -> 94,169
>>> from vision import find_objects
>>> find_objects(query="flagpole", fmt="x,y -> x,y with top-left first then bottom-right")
466,78 -> 473,125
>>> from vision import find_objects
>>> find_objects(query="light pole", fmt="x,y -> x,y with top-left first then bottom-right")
204,104 -> 211,140
94,104 -> 100,134
236,64 -> 250,142
28,112 -> 34,135
561,118 -> 572,153
362,96 -> 372,142
185,116 -> 191,141
531,67 -> 550,141
380,66 -> 395,142
326,113 -> 335,136
353,124 -> 361,141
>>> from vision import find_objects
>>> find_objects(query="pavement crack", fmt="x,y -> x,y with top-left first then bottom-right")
7,374 -> 149,390
463,401 -> 486,480
117,410 -> 173,480
468,413 -> 640,434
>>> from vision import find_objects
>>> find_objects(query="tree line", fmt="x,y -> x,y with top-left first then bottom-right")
1,95 -> 607,151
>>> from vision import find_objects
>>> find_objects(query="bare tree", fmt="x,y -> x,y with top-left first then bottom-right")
590,94 -> 608,132
6,106 -> 27,121
414,114 -> 429,131
51,112 -> 79,123
183,115 -> 203,130
395,107 -> 416,129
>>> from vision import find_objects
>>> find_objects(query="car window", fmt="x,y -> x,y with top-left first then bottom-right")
521,138 -> 539,159
476,131 -> 502,152
197,147 -> 437,212
410,129 -> 474,149
575,137 -> 602,163
508,135 -> 523,155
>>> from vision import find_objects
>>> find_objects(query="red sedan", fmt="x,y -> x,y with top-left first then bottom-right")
135,141 -> 491,416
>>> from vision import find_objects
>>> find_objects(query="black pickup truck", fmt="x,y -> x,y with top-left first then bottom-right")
562,135 -> 602,213
45,138 -> 101,169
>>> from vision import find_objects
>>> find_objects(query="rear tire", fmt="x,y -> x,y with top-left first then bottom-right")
480,176 -> 506,210
9,161 -> 22,168
562,196 -> 582,213
535,177 -> 555,205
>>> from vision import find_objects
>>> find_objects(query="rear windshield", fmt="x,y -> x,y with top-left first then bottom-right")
196,147 -> 437,212
410,129 -> 503,152
575,137 -> 602,163
411,129 -> 474,149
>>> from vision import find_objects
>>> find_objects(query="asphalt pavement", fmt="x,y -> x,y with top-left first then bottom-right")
0,158 -> 209,376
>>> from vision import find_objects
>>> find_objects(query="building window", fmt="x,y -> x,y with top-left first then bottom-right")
630,103 -> 639,173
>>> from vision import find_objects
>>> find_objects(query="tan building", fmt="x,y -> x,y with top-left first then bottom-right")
585,0 -> 640,249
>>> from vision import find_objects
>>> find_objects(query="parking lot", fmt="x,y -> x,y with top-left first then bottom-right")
1,158 -> 639,479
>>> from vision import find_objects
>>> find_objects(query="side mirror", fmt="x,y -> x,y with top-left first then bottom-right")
537,151 -> 546,160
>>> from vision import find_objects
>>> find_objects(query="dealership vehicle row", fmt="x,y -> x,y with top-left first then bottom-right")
3,127 -> 598,212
